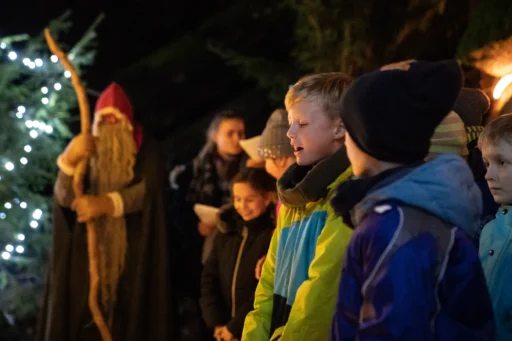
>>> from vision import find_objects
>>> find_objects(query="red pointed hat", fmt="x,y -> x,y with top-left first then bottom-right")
92,82 -> 144,152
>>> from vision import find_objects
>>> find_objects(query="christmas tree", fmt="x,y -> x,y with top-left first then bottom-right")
0,11 -> 100,327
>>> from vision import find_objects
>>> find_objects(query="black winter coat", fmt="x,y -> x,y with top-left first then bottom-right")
200,205 -> 274,338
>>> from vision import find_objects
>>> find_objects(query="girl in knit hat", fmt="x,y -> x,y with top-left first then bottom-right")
253,109 -> 297,279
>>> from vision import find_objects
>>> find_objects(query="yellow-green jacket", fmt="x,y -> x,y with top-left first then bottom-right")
242,148 -> 353,341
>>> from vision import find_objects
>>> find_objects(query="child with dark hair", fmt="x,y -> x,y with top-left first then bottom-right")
200,168 -> 276,341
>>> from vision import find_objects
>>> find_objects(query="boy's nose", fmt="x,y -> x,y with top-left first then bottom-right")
485,165 -> 496,182
287,125 -> 296,139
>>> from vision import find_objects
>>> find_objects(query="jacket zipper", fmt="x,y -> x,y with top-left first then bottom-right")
231,226 -> 248,317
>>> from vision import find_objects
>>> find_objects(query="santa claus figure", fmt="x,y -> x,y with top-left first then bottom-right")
38,83 -> 173,341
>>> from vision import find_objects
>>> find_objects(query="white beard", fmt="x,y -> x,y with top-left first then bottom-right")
89,123 -> 136,323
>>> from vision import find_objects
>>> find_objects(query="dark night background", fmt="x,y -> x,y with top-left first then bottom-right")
2,0 -> 510,170
0,1 -> 292,168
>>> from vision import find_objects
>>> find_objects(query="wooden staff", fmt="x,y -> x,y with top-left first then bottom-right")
44,29 -> 113,341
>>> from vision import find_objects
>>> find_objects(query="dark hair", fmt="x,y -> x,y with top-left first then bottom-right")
232,168 -> 276,194
207,110 -> 245,139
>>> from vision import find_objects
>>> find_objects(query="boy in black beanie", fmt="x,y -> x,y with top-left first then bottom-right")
330,60 -> 495,341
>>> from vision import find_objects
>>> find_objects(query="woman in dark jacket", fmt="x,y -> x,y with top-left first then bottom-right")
200,168 -> 276,341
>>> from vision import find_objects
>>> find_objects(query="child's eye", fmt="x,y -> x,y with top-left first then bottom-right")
298,121 -> 308,127
499,159 -> 507,166
484,161 -> 489,169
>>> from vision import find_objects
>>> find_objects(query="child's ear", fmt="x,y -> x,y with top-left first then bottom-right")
334,120 -> 346,139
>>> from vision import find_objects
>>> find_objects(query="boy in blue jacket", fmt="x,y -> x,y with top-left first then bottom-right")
330,60 -> 495,341
479,113 -> 512,341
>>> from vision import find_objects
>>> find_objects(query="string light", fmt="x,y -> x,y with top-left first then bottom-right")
25,120 -> 33,128
64,70 -> 71,78
32,209 -> 42,220
17,234 -> 25,241
4,203 -> 12,209
24,145 -> 31,153
16,112 -> 23,119
29,130 -> 38,138
0,43 -> 6,49
17,106 -> 26,114
5,245 -> 14,252
20,202 -> 27,209
41,97 -> 49,105
20,157 -> 28,165
45,126 -> 53,134
5,162 -> 14,171
32,120 -> 40,129
8,52 -> 17,60
2,252 -> 10,260
22,58 -> 30,66
51,55 -> 58,63
41,87 -> 48,94
16,246 -> 24,254
54,83 -> 62,91
39,122 -> 47,131
28,62 -> 35,69
0,213 -> 5,219
30,221 -> 38,228
35,58 -> 43,67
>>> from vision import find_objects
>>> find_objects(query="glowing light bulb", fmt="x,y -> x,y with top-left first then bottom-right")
22,58 -> 30,65
30,220 -> 38,228
25,120 -> 33,128
5,245 -> 13,252
17,106 -> 25,114
0,213 -> 5,219
29,62 -> 35,69
41,97 -> 49,105
41,87 -> 48,94
0,43 -> 6,49
20,157 -> 27,165
33,209 -> 42,220
54,83 -> 62,91
17,234 -> 25,241
8,51 -> 17,60
20,202 -> 27,209
30,130 -> 38,138
51,55 -> 58,63
24,145 -> 31,153
16,112 -> 23,119
35,58 -> 43,67
32,120 -> 40,129
2,251 -> 11,260
16,246 -> 24,254
64,70 -> 71,78
45,125 -> 53,134
493,74 -> 512,100
4,203 -> 12,209
39,122 -> 47,131
5,162 -> 14,171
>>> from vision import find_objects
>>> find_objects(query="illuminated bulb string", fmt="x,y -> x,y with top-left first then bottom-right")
0,42 -> 59,260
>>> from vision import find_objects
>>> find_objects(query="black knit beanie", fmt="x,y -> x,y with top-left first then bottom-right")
340,60 -> 463,164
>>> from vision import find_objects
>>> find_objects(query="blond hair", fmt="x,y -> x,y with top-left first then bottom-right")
285,73 -> 353,120
478,113 -> 512,149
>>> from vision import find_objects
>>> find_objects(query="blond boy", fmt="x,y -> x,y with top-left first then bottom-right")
242,73 -> 353,341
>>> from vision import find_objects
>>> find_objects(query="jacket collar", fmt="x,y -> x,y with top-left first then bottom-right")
277,147 -> 351,208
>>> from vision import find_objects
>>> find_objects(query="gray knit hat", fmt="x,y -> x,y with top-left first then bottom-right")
258,109 -> 294,159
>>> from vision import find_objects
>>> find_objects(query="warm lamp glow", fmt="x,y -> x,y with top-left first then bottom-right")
493,74 -> 512,100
